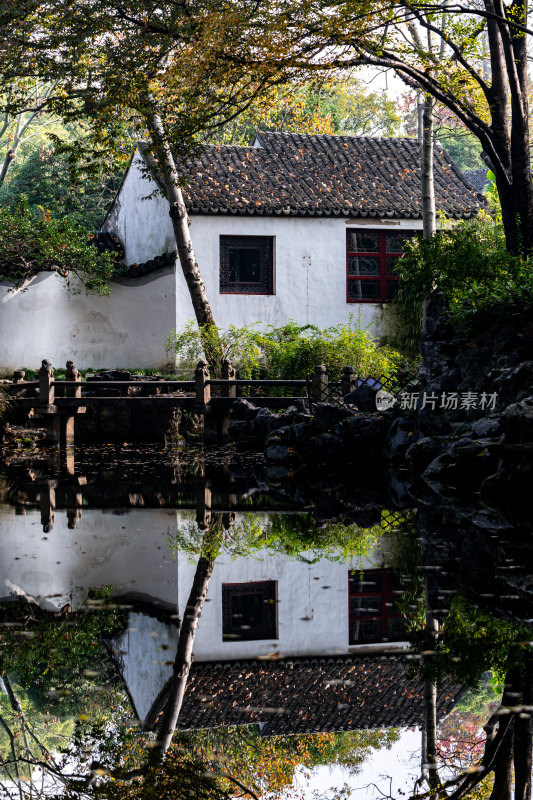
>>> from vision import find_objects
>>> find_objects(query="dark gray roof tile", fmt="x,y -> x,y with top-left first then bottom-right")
137,133 -> 484,220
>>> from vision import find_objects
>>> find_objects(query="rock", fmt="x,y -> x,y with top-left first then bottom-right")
386,417 -> 416,461
422,437 -> 499,496
303,433 -> 346,461
495,361 -> 533,405
341,413 -> 390,446
501,395 -> 533,442
406,436 -> 444,471
471,415 -> 501,438
313,403 -> 354,433
231,399 -> 259,420
229,420 -> 255,439
344,383 -> 379,411
264,439 -> 298,463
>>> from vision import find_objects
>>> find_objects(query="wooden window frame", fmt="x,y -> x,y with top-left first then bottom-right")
346,229 -> 414,303
348,568 -> 405,644
222,580 -> 277,641
220,235 -> 274,295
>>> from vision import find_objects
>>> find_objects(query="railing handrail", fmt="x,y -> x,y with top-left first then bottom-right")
207,378 -> 307,387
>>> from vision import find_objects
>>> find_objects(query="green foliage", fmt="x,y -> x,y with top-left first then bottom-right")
209,76 -> 402,145
174,724 -> 400,796
167,317 -> 405,386
168,512 -> 380,567
0,201 -> 120,293
0,596 -> 123,709
167,320 -> 263,378
438,126 -> 485,170
0,146 -> 122,229
395,213 -> 533,352
409,596 -> 531,689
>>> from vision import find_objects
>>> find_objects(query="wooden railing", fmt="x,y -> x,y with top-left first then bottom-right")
5,359 -> 358,446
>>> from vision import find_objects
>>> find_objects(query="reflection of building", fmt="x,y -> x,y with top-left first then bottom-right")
109,556 -> 417,730
110,615 -> 461,733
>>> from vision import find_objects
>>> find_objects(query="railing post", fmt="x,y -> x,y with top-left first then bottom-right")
195,359 -> 211,412
39,359 -> 55,405
222,359 -> 236,399
61,360 -> 82,447
65,360 -> 81,398
38,359 -> 59,444
196,481 -> 212,530
312,364 -> 328,404
341,365 -> 357,397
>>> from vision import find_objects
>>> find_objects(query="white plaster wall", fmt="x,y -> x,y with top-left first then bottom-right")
0,504 -> 179,610
103,150 -> 176,264
186,216 -> 423,338
0,141 -> 423,371
0,268 -> 176,371
111,611 -> 177,725
178,547 -> 387,662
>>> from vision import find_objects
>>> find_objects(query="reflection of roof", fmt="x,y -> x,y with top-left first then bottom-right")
146,656 -> 462,735
137,133 -> 484,220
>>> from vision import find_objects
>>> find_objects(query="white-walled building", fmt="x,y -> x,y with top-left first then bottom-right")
0,133 -> 483,372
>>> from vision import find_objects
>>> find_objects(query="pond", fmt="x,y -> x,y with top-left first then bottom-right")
0,444 -> 531,799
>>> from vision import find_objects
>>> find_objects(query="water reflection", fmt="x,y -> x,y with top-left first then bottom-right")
0,446 -> 531,799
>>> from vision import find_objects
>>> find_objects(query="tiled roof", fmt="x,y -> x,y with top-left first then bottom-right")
463,168 -> 489,195
140,133 -> 485,220
147,656 -> 462,735
93,231 -> 175,278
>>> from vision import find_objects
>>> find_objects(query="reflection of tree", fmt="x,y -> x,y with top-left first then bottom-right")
172,725 -> 400,797
0,515 -> 241,798
399,596 -> 533,800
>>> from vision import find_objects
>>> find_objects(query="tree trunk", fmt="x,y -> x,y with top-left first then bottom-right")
421,95 -> 436,239
489,722 -> 514,800
146,108 -> 223,370
153,553 -> 216,758
0,146 -> 17,187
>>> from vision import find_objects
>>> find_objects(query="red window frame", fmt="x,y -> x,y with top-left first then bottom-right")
346,230 -> 413,303
348,569 -> 405,644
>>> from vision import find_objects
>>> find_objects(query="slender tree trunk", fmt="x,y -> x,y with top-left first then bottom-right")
146,107 -> 223,370
513,653 -> 533,800
0,145 -> 17,187
421,95 -> 436,239
489,723 -> 514,800
153,553 -> 216,758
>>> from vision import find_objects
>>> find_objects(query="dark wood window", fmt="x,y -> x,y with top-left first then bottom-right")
220,236 -> 274,295
348,569 -> 406,644
222,581 -> 277,641
346,230 -> 414,302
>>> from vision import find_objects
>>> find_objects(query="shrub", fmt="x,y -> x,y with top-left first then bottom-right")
395,213 -> 533,352
166,316 -> 406,386
0,201 -> 119,294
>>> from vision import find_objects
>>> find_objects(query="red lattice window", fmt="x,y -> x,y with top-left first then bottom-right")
348,569 -> 406,644
346,230 -> 414,303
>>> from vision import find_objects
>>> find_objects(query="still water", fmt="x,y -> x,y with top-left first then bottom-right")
0,445 -> 531,799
